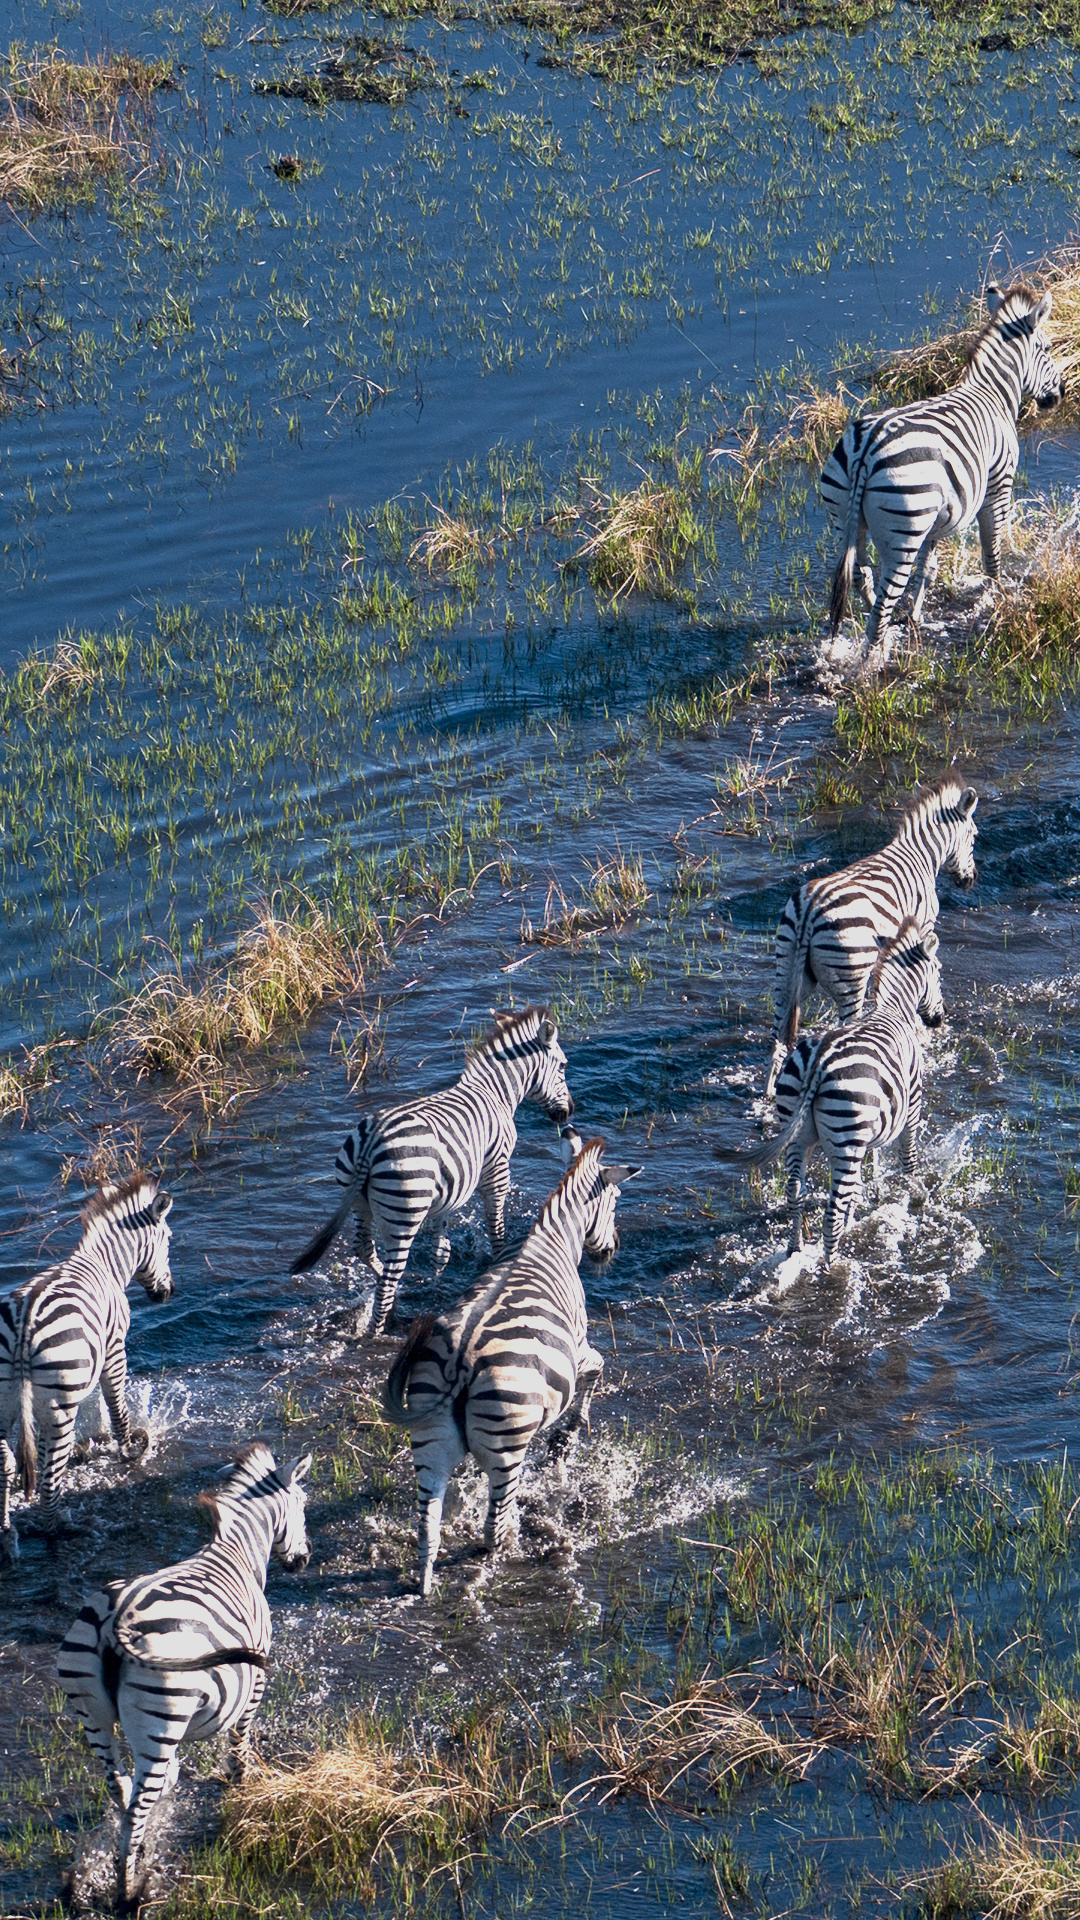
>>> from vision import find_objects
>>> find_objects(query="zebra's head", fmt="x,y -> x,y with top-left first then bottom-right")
873,922 -> 945,1029
941,783 -> 979,889
209,1444 -> 313,1571
985,284 -> 1064,412
273,1452 -> 313,1571
82,1175 -> 174,1300
523,1011 -> 575,1123
560,1128 -> 642,1265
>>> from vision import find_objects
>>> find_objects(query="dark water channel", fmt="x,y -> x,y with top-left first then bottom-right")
4,0 -> 1080,1913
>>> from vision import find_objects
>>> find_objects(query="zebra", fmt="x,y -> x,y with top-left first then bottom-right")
822,282 -> 1064,659
57,1442 -> 311,1907
381,1127 -> 641,1597
291,1004 -> 575,1336
722,919 -> 944,1262
0,1174 -> 174,1561
765,774 -> 977,1099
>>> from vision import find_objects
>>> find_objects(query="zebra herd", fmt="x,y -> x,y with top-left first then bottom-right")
0,775 -> 981,1901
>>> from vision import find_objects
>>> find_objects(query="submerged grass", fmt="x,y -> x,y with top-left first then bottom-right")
0,45 -> 171,211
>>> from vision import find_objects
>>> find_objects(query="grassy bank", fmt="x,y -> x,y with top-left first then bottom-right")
131,1441 -> 1080,1916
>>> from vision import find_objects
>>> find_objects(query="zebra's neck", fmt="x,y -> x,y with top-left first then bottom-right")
893,808 -> 956,878
873,972 -> 925,1022
213,1501 -> 277,1585
459,1040 -> 534,1111
957,338 -> 1024,417
64,1239 -> 144,1296
527,1178 -> 591,1269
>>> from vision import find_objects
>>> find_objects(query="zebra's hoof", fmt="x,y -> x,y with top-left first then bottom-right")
0,1527 -> 18,1567
122,1428 -> 150,1459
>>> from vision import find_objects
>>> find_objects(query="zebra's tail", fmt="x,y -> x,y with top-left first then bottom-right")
715,1100 -> 811,1175
16,1377 -> 36,1498
775,897 -> 814,1059
290,1190 -> 356,1276
382,1314 -> 442,1427
828,430 -> 874,635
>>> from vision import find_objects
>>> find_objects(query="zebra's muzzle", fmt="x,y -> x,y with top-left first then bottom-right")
545,1094 -> 574,1121
280,1549 -> 311,1571
920,1008 -> 945,1029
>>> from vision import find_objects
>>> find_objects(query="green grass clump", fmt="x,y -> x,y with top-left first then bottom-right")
914,1820 -> 1080,1917
574,478 -> 701,600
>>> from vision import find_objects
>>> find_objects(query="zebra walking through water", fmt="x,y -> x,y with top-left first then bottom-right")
382,1129 -> 642,1597
57,1443 -> 311,1907
0,1175 -> 174,1561
765,774 -> 977,1098
722,919 -> 944,1262
822,282 -> 1064,658
291,1005 -> 575,1335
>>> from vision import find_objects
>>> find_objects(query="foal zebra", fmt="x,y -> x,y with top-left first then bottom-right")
724,919 -> 944,1262
382,1129 -> 641,1596
0,1175 -> 174,1561
291,1005 -> 575,1336
58,1443 -> 311,1907
765,774 -> 977,1098
823,282 -> 1064,657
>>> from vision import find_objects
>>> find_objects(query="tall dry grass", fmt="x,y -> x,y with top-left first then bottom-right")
915,1819 -> 1080,1918
0,47 -> 170,210
109,897 -> 360,1093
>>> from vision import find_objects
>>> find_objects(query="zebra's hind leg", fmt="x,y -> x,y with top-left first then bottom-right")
548,1349 -> 603,1475
856,524 -> 875,609
907,537 -> 940,627
369,1244 -> 417,1338
34,1402 -> 79,1532
225,1676 -> 267,1783
117,1685 -> 195,1907
57,1604 -> 131,1806
431,1232 -> 452,1278
481,1458 -> 527,1561
480,1146 -> 512,1255
784,1144 -> 808,1254
352,1198 -> 385,1278
897,1121 -> 917,1177
410,1423 -> 466,1598
823,1161 -> 864,1263
0,1437 -> 18,1565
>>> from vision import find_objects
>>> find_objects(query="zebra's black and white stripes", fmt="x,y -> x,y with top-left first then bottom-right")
57,1442 -> 311,1906
0,1175 -> 174,1559
766,775 -> 977,1097
822,282 -> 1064,656
291,1004 -> 575,1335
382,1129 -> 641,1596
724,919 -> 944,1261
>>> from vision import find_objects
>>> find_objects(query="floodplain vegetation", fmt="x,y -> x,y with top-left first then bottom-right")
11,1437 -> 1076,1916
0,45 -> 170,211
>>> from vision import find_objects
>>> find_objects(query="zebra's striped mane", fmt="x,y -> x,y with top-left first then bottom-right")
198,1443 -> 281,1533
871,915 -> 927,989
969,283 -> 1044,364
80,1173 -> 161,1242
539,1138 -> 606,1227
896,774 -> 968,836
466,1004 -> 551,1061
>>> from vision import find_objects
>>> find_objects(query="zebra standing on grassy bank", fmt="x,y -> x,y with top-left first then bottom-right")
765,774 -> 977,1098
0,1175 -> 174,1562
291,1005 -> 575,1335
723,919 -> 944,1261
382,1129 -> 641,1597
57,1442 -> 310,1906
823,282 -> 1064,658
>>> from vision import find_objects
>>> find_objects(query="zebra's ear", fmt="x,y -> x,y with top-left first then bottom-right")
539,1015 -> 558,1045
150,1191 -> 173,1222
986,283 -> 1005,314
285,1452 -> 313,1486
1034,290 -> 1053,323
601,1164 -> 643,1187
561,1125 -> 585,1164
921,931 -> 940,958
959,787 -> 978,816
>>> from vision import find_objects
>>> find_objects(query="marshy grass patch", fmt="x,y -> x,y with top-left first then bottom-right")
573,475 -> 703,601
107,896 -> 362,1097
220,1709 -> 515,1899
0,44 -> 172,212
913,1819 -> 1080,1918
523,847 -> 651,945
